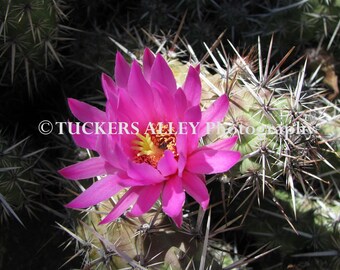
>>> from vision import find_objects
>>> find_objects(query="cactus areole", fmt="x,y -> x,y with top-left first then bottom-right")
59,49 -> 241,227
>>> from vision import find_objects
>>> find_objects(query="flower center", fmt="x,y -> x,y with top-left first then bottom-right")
132,124 -> 178,167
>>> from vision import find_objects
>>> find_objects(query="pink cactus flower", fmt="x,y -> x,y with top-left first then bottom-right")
59,49 -> 241,227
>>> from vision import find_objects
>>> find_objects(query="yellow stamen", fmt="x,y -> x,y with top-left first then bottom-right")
132,124 -> 178,167
132,133 -> 163,158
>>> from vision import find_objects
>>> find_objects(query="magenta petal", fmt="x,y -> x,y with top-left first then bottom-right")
99,187 -> 140,224
114,52 -> 130,88
127,183 -> 162,217
117,88 -> 146,125
157,150 -> 177,176
150,54 -> 177,92
143,48 -> 155,82
177,153 -> 186,177
105,103 -> 118,122
203,136 -> 238,151
171,212 -> 183,227
71,123 -> 97,150
112,144 -> 129,170
127,162 -> 164,185
101,73 -> 117,100
97,136 -> 128,170
194,64 -> 200,73
68,98 -> 106,123
175,88 -> 188,120
186,149 -> 241,174
128,61 -> 154,118
153,82 -> 176,122
162,176 -> 185,219
182,171 -> 209,210
65,174 -> 125,208
58,157 -> 108,180
183,66 -> 201,107
198,95 -> 229,137
184,105 -> 202,123
183,106 -> 201,154
175,132 -> 188,178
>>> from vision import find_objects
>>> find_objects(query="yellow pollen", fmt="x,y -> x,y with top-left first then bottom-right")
132,133 -> 163,157
132,124 -> 178,167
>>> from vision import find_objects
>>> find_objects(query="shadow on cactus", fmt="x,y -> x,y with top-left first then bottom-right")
0,0 -> 69,97
243,189 -> 340,269
0,129 -> 47,225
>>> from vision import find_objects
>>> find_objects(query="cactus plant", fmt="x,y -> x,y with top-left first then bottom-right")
198,38 -> 340,268
244,190 -> 340,269
0,0 -> 68,97
58,38 -> 339,269
0,131 -> 46,224
60,197 -> 233,269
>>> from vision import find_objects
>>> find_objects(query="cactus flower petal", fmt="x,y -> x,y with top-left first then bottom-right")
142,47 -> 155,82
182,171 -> 209,210
183,66 -> 202,107
172,212 -> 183,228
68,98 -> 106,123
199,95 -> 229,137
70,123 -> 98,150
198,136 -> 238,151
150,54 -> 177,92
59,157 -> 108,180
97,136 -> 128,170
128,62 -> 154,119
127,162 -> 164,184
114,52 -> 131,88
127,183 -> 163,217
153,82 -> 177,121
65,174 -> 125,208
186,149 -> 241,174
99,187 -> 140,224
157,150 -> 178,176
101,73 -> 118,99
162,175 -> 185,224
174,88 -> 188,119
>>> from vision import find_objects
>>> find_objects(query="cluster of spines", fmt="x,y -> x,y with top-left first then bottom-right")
0,130 -> 46,225
0,0 -> 68,96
